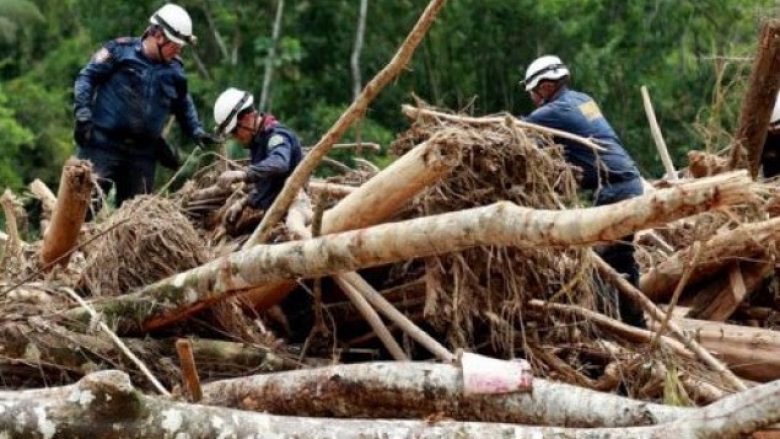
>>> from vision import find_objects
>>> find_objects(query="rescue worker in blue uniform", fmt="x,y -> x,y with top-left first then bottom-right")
212,87 -> 303,226
73,3 -> 218,207
521,55 -> 646,328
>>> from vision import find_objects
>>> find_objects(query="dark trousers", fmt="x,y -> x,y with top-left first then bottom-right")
77,146 -> 156,209
594,178 -> 647,328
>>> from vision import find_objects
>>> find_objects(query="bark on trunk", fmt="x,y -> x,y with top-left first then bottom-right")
640,216 -> 780,302
201,362 -> 689,427
40,158 -> 92,268
239,136 -> 460,309
668,317 -> 780,382
3,368 -> 780,438
729,19 -> 780,177
64,172 -> 753,333
244,0 -> 447,246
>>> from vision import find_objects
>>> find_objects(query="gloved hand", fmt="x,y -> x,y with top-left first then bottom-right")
74,120 -> 92,146
224,198 -> 247,225
195,132 -> 221,147
217,169 -> 248,188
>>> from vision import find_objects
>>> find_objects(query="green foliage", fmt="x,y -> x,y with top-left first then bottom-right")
0,0 -> 777,190
0,84 -> 34,189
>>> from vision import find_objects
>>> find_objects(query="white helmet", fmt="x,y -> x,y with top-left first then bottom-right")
214,88 -> 255,135
150,3 -> 195,46
522,55 -> 570,91
771,92 -> 780,127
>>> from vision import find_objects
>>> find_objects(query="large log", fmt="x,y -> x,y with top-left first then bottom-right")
64,171 -> 754,333
729,19 -> 780,177
239,136 -> 460,310
640,216 -> 780,302
201,362 -> 688,427
670,317 -> 780,383
245,0 -> 447,246
4,368 -> 780,438
40,158 -> 92,268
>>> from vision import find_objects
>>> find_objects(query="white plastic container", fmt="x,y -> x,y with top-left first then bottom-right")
459,350 -> 533,395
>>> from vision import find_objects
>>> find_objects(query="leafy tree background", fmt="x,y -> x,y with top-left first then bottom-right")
0,0 -> 777,194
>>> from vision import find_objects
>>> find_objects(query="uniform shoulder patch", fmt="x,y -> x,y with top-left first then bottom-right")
578,100 -> 603,121
114,36 -> 134,44
91,47 -> 111,63
268,134 -> 286,149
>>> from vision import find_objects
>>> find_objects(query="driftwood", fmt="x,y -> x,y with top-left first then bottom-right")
64,171 -> 753,333
201,362 -> 687,427
641,216 -> 780,302
4,368 -> 780,438
670,317 -> 780,382
244,0 -> 447,246
40,158 -> 92,268
239,136 -> 459,309
729,19 -> 780,177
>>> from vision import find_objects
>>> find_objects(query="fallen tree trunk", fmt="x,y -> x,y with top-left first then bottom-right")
239,136 -> 460,310
64,171 -> 753,333
201,361 -> 688,427
5,368 -> 780,438
729,19 -> 780,177
640,216 -> 780,302
668,317 -> 780,382
245,0 -> 447,246
40,158 -> 92,268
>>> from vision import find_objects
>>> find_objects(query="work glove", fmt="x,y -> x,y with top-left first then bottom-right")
217,169 -> 248,188
195,132 -> 221,147
74,120 -> 92,146
224,198 -> 247,226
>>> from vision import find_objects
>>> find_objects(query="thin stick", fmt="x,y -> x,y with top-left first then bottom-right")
334,276 -> 408,361
641,86 -> 678,180
341,272 -> 455,363
60,287 -> 170,396
592,251 -> 747,391
243,0 -> 447,248
526,299 -> 693,359
651,241 -> 702,346
175,339 -> 203,402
